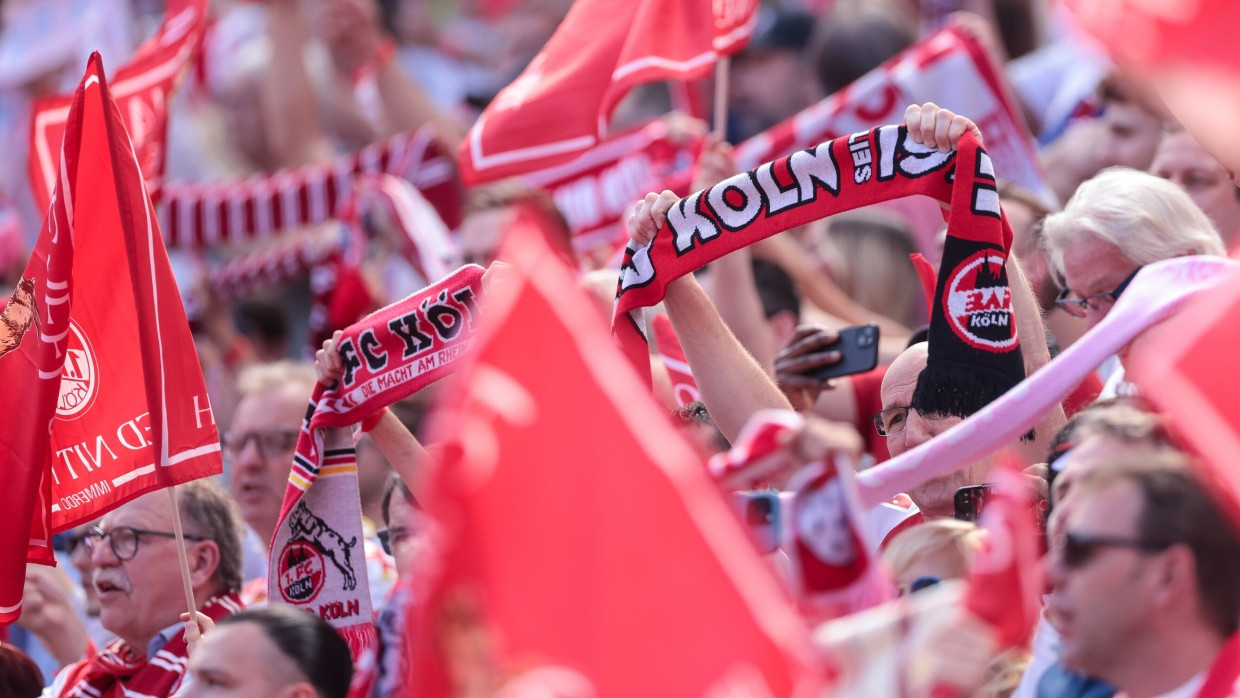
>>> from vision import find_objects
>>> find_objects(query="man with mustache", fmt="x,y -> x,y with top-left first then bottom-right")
42,480 -> 245,698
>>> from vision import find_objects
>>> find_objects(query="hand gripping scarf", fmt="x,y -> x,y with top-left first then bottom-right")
612,126 -> 1025,422
269,265 -> 485,658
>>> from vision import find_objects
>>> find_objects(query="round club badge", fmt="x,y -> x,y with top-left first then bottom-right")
278,540 -> 326,604
944,250 -> 1018,352
57,321 -> 99,419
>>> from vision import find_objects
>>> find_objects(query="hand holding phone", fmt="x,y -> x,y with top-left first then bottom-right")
954,484 -> 993,522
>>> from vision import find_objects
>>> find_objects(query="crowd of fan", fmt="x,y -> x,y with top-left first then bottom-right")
1,0 -> 1238,696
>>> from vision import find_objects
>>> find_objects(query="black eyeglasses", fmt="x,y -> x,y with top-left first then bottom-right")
871,406 -> 949,436
221,429 -> 299,460
1056,530 -> 1173,570
1055,266 -> 1143,318
83,526 -> 204,561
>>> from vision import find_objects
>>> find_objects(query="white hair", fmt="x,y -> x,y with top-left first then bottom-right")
1042,167 -> 1225,286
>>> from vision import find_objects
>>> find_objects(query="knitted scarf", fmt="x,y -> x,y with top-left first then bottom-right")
612,126 -> 1014,389
62,592 -> 243,698
269,265 -> 486,659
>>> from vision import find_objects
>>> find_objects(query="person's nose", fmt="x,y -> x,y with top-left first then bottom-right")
903,409 -> 935,447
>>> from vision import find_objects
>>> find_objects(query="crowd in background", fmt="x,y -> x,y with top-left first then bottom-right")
1,0 -> 1238,696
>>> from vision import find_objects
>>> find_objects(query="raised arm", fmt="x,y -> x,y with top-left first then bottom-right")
315,330 -> 430,496
629,193 -> 792,443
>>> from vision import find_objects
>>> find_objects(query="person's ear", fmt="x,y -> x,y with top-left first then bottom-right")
1150,544 -> 1195,608
188,540 -> 222,588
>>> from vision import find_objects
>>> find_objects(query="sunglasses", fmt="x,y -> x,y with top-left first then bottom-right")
1057,530 -> 1173,569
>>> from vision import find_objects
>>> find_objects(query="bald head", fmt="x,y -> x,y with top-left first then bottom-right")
879,343 -> 995,517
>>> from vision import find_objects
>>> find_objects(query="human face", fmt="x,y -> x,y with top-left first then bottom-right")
1059,237 -> 1140,329
183,622 -> 308,698
457,207 -> 511,267
731,50 -> 815,136
796,478 -> 855,566
68,520 -> 101,616
92,494 -> 197,650
1096,99 -> 1163,172
227,388 -> 306,544
386,486 -> 424,580
1151,131 -> 1240,243
880,345 -> 991,517
1045,480 -> 1160,680
1047,435 -> 1146,542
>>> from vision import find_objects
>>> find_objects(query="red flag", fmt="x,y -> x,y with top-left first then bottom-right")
409,214 -> 821,695
44,53 -> 220,546
459,0 -> 756,185
786,457 -> 893,623
28,0 -> 206,212
1128,266 -> 1240,526
1064,0 -> 1240,175
962,462 -> 1042,650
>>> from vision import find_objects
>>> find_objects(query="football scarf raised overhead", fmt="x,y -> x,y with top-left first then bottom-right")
612,126 -> 1019,391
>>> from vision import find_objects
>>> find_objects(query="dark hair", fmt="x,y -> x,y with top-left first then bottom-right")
0,643 -> 43,697
217,606 -> 353,698
671,401 -> 731,453
380,473 -> 419,528
1078,453 -> 1240,637
752,258 -> 800,322
812,9 -> 914,97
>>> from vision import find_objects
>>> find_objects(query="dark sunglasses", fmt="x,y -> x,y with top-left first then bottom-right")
1057,530 -> 1173,569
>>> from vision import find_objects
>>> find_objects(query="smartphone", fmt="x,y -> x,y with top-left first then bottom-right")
954,484 -> 994,522
733,491 -> 781,554
805,323 -> 880,381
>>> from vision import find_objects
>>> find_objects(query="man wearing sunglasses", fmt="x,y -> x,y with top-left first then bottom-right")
1044,452 -> 1240,697
44,480 -> 245,698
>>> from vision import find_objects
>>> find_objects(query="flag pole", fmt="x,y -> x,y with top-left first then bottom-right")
167,486 -> 199,634
713,57 -> 730,140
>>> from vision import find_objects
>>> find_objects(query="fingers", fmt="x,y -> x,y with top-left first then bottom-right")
919,102 -> 940,149
315,330 -> 347,386
904,102 -> 982,152
777,326 -> 841,360
775,349 -> 842,377
627,191 -> 679,247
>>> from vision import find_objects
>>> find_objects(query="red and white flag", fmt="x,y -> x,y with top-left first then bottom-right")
28,0 -> 207,212
787,456 -> 892,623
459,0 -> 756,185
962,462 -> 1042,650
409,213 -> 822,695
1128,264 -> 1240,527
0,52 -> 221,624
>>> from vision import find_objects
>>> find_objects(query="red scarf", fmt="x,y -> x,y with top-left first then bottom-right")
270,266 -> 486,660
612,126 -> 1010,382
61,592 -> 243,698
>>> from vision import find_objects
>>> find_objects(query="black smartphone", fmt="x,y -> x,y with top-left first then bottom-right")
805,323 -> 880,381
954,484 -> 994,522
733,491 -> 781,554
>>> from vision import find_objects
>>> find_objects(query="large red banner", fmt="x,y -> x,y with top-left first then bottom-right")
460,0 -> 755,185
1,52 -> 221,623
410,213 -> 821,695
28,0 -> 206,212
